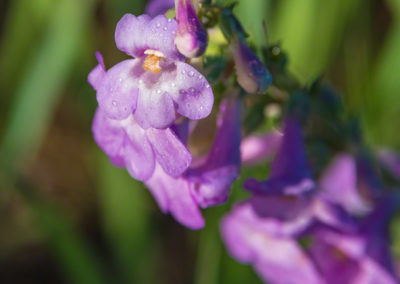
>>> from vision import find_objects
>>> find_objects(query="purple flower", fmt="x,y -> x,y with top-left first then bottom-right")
232,37 -> 272,94
174,0 -> 208,58
240,132 -> 282,166
319,154 -> 372,216
245,116 -> 315,196
221,200 -> 324,284
309,196 -> 399,284
145,98 -> 241,228
88,14 -> 213,129
145,0 -> 174,17
92,107 -> 191,181
378,148 -> 400,178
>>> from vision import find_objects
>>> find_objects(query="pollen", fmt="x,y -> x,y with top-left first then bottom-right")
143,54 -> 162,74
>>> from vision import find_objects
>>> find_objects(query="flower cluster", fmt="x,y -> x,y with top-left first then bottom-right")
89,0 -> 400,282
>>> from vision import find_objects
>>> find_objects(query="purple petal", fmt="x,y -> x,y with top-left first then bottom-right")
145,0 -> 174,17
134,81 -> 176,129
221,201 -> 323,284
378,149 -> 400,178
92,108 -> 125,166
319,154 -> 371,215
88,51 -> 106,91
145,164 -> 204,229
241,132 -> 282,166
187,98 -> 241,207
146,127 -> 192,177
115,14 -> 182,61
245,116 -> 315,195
166,62 -> 213,120
92,109 -> 156,181
96,59 -> 140,120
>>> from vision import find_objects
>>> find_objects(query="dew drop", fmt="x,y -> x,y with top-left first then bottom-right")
156,23 -> 161,28
171,82 -> 176,87
168,19 -> 172,23
188,71 -> 195,77
139,79 -> 143,84
156,89 -> 162,94
163,26 -> 168,31
181,70 -> 186,75
179,89 -> 187,95
189,87 -> 195,93
112,100 -> 117,106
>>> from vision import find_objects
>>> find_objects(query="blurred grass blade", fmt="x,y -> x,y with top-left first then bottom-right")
271,0 -> 362,82
368,0 -> 400,146
18,178 -> 108,284
97,151 -> 157,283
0,0 -> 57,96
0,0 -> 95,171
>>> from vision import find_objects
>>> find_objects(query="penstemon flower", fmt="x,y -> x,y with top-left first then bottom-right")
89,14 -> 213,129
174,0 -> 208,58
145,98 -> 241,229
244,116 -> 315,195
309,196 -> 399,284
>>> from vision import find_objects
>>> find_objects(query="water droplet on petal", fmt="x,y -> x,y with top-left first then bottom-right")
156,23 -> 161,28
168,19 -> 172,23
171,82 -> 176,87
112,100 -> 117,106
181,70 -> 186,75
163,26 -> 168,31
179,89 -> 187,95
156,89 -> 162,94
189,71 -> 195,77
189,87 -> 195,93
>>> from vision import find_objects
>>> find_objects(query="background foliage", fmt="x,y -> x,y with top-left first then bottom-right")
0,0 -> 399,283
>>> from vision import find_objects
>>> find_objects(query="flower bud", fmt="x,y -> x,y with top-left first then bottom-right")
175,0 -> 208,58
232,37 -> 272,94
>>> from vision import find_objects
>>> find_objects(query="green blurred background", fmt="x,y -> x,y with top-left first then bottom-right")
0,0 -> 400,283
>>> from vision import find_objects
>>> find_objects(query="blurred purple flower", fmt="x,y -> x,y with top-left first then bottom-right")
232,37 -> 272,94
92,107 -> 191,181
245,116 -> 315,196
240,132 -> 282,166
221,200 -> 324,284
309,195 -> 399,284
145,0 -> 174,17
378,149 -> 400,178
319,154 -> 371,216
145,98 -> 241,228
88,14 -> 213,129
174,0 -> 208,58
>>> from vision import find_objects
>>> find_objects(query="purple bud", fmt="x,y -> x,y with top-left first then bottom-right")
232,37 -> 272,94
175,0 -> 208,58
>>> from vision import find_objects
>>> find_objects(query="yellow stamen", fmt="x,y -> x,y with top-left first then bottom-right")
143,54 -> 162,74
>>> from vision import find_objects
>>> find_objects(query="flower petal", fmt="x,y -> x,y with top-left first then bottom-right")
146,127 -> 192,177
134,83 -> 176,129
187,98 -> 241,207
145,0 -> 174,17
166,62 -> 213,120
221,201 -> 323,284
145,164 -> 204,229
115,14 -> 151,58
96,59 -> 140,120
122,117 -> 156,181
319,154 -> 371,215
92,108 -> 125,167
115,14 -> 182,61
88,51 -> 106,91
